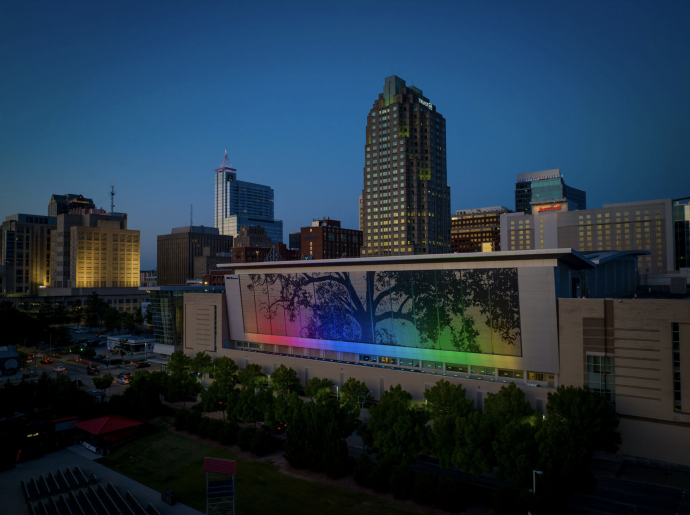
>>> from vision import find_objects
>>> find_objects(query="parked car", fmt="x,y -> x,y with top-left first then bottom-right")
40,358 -> 53,365
134,362 -> 151,369
117,372 -> 132,379
86,365 -> 100,376
93,354 -> 108,362
54,366 -> 66,373
117,375 -> 131,385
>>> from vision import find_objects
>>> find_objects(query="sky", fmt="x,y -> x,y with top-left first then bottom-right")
1,0 -> 689,269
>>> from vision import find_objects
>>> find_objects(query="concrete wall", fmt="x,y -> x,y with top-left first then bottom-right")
183,292 -> 229,357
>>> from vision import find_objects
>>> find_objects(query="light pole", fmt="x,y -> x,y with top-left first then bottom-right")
43,330 -> 52,358
530,470 -> 543,494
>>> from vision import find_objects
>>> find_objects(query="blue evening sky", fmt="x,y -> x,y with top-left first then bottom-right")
1,0 -> 689,268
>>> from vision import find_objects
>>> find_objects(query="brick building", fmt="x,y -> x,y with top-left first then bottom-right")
451,207 -> 510,253
300,218 -> 362,260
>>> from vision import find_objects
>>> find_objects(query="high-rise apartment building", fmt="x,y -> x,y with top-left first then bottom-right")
50,209 -> 140,288
515,169 -> 586,214
157,226 -> 233,286
214,151 -> 283,243
300,218 -> 362,260
360,76 -> 451,257
0,214 -> 56,295
451,207 -> 510,253
673,198 -> 690,270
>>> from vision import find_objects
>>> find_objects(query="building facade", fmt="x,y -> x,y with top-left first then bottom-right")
50,210 -> 139,288
515,169 -> 586,214
48,194 -> 95,217
157,226 -> 233,286
288,232 -> 301,251
0,214 -> 56,295
501,198 -> 676,275
300,218 -> 362,260
234,226 -> 272,248
361,76 -> 451,257
559,297 -> 690,466
674,198 -> 690,270
230,243 -> 300,263
193,248 -> 233,280
214,151 -> 283,242
451,207 -> 510,253
140,270 -> 157,287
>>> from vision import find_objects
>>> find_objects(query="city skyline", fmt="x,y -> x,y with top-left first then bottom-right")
2,1 -> 689,269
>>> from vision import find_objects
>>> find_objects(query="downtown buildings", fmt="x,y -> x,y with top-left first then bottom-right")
360,76 -> 451,257
214,151 -> 283,244
299,218 -> 362,260
451,207 -> 511,253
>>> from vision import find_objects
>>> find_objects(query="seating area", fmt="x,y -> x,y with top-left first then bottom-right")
21,467 -> 163,515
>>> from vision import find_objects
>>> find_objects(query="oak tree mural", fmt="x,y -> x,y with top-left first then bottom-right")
239,268 -> 521,356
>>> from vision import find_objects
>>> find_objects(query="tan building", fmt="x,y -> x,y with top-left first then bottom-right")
559,298 -> 690,466
501,198 -> 675,275
183,292 -> 229,355
69,222 -> 141,288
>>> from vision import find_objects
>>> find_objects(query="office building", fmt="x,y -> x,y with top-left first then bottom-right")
48,194 -> 95,217
515,169 -> 586,214
674,198 -> 690,270
214,151 -> 283,242
234,226 -> 272,248
289,232 -> 301,251
231,243 -> 300,263
140,270 -> 157,288
50,209 -> 140,288
451,207 -> 510,253
157,226 -> 233,286
360,76 -> 451,257
501,198 -> 677,275
0,214 -> 56,295
193,248 -> 233,280
300,218 -> 362,260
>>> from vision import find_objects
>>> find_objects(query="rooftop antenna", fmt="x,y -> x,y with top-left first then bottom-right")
191,204 -> 193,226
109,185 -> 116,215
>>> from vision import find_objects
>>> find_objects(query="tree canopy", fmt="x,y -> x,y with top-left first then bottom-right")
270,364 -> 302,397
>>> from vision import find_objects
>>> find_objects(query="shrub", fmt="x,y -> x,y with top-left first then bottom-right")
238,427 -> 256,452
174,409 -> 188,431
353,454 -> 373,486
370,460 -> 391,493
207,419 -> 225,440
388,464 -> 414,500
219,422 -> 239,446
412,472 -> 437,506
250,429 -> 273,457
436,475 -> 464,513
197,417 -> 213,439
186,411 -> 203,434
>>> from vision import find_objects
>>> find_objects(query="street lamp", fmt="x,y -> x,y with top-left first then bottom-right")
530,470 -> 543,494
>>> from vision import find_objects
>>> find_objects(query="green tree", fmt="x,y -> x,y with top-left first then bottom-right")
339,377 -> 371,408
103,308 -> 121,333
166,372 -> 202,407
122,312 -> 136,334
305,376 -> 333,400
483,383 -> 534,429
212,356 -> 239,385
84,292 -> 108,328
144,306 -> 153,326
52,303 -> 69,326
93,373 -> 115,393
167,351 -> 192,376
191,351 -> 214,384
423,379 -> 473,421
71,299 -> 84,325
237,363 -> 265,388
364,384 -> 428,466
231,386 -> 274,427
492,420 -> 540,487
270,364 -> 302,397
546,385 -> 621,455
451,410 -> 493,476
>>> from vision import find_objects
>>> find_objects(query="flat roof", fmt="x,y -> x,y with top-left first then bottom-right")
219,248 -> 595,271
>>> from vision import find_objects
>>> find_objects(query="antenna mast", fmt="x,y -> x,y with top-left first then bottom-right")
191,204 -> 193,226
109,185 -> 116,214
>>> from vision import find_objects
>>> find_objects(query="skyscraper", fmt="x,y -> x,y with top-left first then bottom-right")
360,76 -> 451,256
214,151 -> 283,243
514,169 -> 586,214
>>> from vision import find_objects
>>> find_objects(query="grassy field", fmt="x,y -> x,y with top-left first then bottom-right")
96,421 -> 435,515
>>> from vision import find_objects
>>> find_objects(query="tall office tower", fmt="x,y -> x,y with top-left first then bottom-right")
50,209 -> 140,288
361,76 -> 451,256
214,151 -> 283,243
157,226 -> 234,286
451,206 -> 511,253
0,214 -> 56,295
515,169 -> 586,214
48,193 -> 95,217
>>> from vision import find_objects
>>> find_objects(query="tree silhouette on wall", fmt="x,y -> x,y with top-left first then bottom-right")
239,267 -> 521,356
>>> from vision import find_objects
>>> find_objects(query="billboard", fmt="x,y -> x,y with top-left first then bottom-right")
238,268 -> 522,356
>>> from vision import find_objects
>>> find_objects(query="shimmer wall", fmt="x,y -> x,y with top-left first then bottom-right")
239,268 -> 522,357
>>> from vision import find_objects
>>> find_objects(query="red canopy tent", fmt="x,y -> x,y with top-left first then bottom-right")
73,415 -> 142,435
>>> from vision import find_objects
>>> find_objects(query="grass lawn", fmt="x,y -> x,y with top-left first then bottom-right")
97,420 -> 435,515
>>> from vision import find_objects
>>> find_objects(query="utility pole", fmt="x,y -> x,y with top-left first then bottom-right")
190,204 -> 193,226
109,185 -> 116,215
